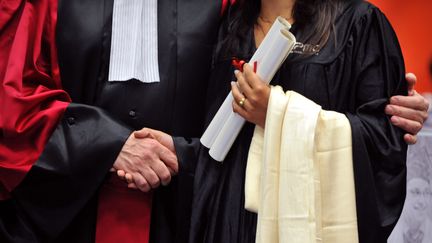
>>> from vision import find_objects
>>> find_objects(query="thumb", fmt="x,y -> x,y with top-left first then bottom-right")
134,128 -> 155,139
405,73 -> 417,93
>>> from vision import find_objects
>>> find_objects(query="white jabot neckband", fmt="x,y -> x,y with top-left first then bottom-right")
108,0 -> 160,83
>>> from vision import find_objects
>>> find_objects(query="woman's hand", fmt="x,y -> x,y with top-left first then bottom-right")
231,63 -> 271,128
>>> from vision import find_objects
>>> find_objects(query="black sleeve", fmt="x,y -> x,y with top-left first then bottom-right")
345,4 -> 408,243
11,103 -> 132,241
149,136 -> 201,243
173,137 -> 202,176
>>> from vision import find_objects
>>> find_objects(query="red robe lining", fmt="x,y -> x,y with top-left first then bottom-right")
0,1 -> 151,242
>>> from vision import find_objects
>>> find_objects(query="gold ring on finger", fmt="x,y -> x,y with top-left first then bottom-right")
238,97 -> 246,107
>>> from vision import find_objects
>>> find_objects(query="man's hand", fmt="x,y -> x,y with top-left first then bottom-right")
113,132 -> 178,192
134,128 -> 176,154
385,73 -> 430,144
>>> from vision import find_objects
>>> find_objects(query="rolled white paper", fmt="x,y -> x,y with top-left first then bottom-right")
249,17 -> 292,67
201,17 -> 291,149
200,93 -> 235,148
209,112 -> 246,161
201,17 -> 297,162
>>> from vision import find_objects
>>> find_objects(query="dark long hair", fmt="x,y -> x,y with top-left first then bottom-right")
222,0 -> 344,59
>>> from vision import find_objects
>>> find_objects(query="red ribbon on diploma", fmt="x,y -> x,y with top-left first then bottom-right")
232,58 -> 257,72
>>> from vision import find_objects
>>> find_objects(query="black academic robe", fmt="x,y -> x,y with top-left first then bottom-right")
0,0 -> 224,242
189,1 -> 407,243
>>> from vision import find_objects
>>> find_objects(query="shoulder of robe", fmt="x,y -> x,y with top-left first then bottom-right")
299,0 -> 383,65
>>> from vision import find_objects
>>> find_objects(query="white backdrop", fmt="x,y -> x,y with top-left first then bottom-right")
388,123 -> 432,243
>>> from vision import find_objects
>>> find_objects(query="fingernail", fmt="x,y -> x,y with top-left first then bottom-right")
391,116 -> 399,124
385,105 -> 393,113
406,73 -> 416,80
234,70 -> 240,75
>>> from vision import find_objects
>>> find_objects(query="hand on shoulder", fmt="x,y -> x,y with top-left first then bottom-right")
385,73 -> 430,144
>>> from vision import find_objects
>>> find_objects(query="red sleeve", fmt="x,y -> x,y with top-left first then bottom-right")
220,0 -> 237,16
0,0 -> 71,197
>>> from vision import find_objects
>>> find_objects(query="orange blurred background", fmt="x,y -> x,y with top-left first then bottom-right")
371,0 -> 432,93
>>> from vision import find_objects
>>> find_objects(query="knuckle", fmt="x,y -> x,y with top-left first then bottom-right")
232,105 -> 239,113
150,179 -> 160,188
395,119 -> 406,129
231,84 -> 238,92
141,185 -> 150,192
237,73 -> 244,81
161,172 -> 171,182
138,182 -> 150,191
141,152 -> 153,160
415,98 -> 424,107
392,107 -> 401,116
243,69 -> 250,78
422,112 -> 429,121
136,178 -> 148,188
139,128 -> 149,134
249,96 -> 257,104
126,157 -> 138,167
148,139 -> 158,148
414,123 -> 422,133
256,86 -> 265,94
167,155 -> 177,165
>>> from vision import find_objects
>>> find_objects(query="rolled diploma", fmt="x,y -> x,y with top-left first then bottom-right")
208,29 -> 297,162
200,17 -> 291,148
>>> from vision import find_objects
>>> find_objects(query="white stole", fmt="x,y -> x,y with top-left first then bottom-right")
108,0 -> 160,83
245,86 -> 359,243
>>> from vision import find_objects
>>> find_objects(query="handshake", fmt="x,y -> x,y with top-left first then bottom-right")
112,128 -> 178,192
